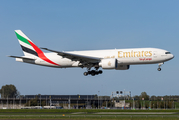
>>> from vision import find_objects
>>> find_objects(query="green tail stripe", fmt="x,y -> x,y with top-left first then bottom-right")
15,32 -> 31,46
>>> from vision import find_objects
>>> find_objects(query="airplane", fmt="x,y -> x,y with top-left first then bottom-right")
9,30 -> 174,76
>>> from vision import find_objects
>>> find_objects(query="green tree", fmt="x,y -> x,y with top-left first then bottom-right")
41,101 -> 46,106
107,101 -> 114,107
0,84 -> 20,98
25,96 -> 38,106
134,95 -> 140,100
150,95 -> 156,101
25,96 -> 46,106
160,101 -> 164,108
140,92 -> 149,100
136,100 -> 141,108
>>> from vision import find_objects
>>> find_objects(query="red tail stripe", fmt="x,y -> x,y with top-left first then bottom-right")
28,40 -> 60,66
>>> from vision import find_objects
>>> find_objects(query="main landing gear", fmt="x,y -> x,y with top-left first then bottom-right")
157,63 -> 163,71
84,70 -> 103,76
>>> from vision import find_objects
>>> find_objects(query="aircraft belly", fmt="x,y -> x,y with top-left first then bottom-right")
59,60 -> 74,67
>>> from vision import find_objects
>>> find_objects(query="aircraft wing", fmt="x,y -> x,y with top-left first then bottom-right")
41,48 -> 101,63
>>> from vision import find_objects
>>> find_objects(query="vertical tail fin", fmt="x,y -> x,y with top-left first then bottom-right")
15,30 -> 39,57
14,30 -> 60,66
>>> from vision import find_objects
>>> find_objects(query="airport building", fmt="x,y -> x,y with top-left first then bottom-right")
0,94 -> 112,109
24,95 -> 96,99
0,91 -> 131,109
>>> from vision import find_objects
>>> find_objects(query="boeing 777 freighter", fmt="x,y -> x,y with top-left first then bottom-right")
9,30 -> 174,76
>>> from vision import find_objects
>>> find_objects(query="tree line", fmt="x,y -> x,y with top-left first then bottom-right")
134,92 -> 179,101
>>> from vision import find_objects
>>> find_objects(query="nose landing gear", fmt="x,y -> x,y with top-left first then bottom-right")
157,63 -> 163,71
157,68 -> 161,71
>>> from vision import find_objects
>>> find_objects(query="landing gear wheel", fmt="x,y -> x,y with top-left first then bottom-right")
88,71 -> 91,74
157,68 -> 161,71
91,70 -> 96,76
91,73 -> 95,76
84,72 -> 88,76
95,71 -> 99,75
98,70 -> 103,74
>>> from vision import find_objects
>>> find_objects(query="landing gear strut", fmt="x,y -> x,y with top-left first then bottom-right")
83,70 -> 103,76
157,63 -> 163,71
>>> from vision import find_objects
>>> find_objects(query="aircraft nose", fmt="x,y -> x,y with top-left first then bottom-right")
171,54 -> 174,59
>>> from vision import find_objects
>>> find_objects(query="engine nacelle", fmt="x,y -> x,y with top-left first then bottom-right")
99,58 -> 130,70
99,58 -> 117,69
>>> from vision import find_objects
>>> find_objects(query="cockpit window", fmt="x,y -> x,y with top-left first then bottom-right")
165,52 -> 171,54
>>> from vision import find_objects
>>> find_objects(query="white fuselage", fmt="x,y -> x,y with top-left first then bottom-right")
16,48 -> 174,68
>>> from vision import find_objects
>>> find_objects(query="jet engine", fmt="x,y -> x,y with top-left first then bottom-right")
99,58 -> 117,69
99,58 -> 130,70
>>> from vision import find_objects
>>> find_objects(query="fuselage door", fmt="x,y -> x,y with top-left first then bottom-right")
153,51 -> 157,58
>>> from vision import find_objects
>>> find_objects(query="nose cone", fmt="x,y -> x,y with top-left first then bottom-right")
165,54 -> 174,61
171,54 -> 174,59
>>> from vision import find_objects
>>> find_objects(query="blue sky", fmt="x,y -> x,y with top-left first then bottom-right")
0,0 -> 179,97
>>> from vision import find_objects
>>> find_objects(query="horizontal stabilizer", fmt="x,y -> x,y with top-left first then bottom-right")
8,56 -> 36,60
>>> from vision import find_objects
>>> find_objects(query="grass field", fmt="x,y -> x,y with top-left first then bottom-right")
1,109 -> 179,113
0,109 -> 179,119
0,115 -> 179,120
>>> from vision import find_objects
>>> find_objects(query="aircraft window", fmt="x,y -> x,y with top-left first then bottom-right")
165,52 -> 171,54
